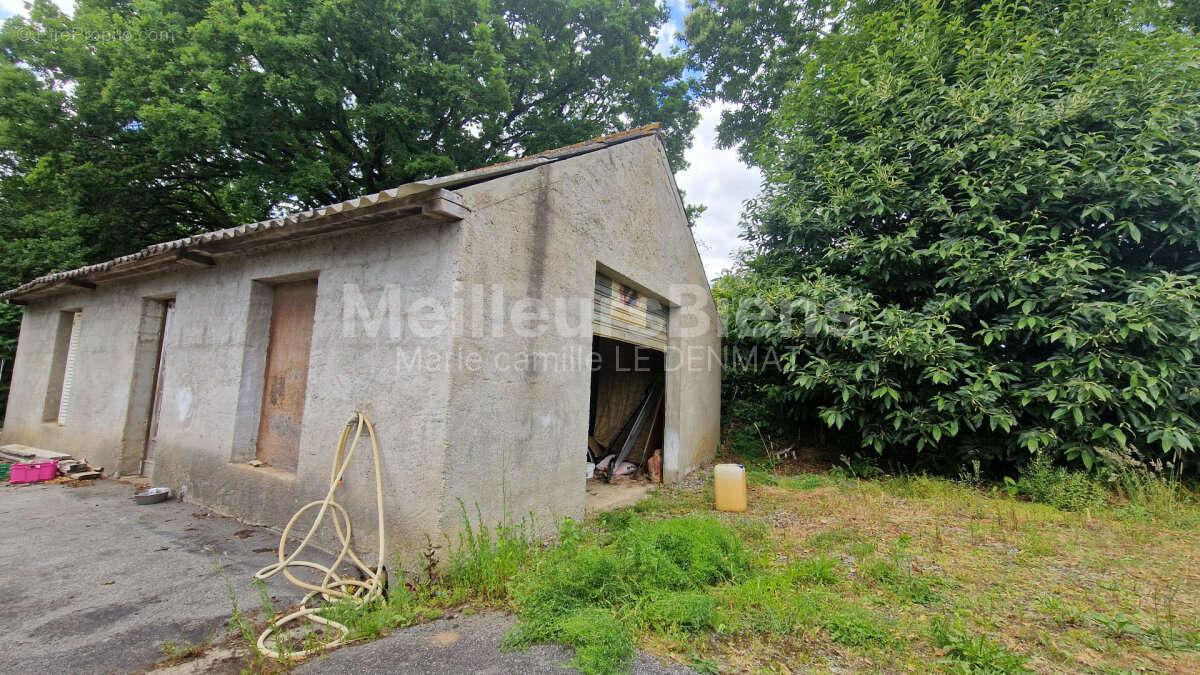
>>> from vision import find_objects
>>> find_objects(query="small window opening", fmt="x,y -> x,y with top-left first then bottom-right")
44,310 -> 83,425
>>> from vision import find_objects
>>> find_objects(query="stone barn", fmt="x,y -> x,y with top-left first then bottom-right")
0,125 -> 721,557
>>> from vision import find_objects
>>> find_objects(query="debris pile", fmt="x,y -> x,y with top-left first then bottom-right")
587,379 -> 664,484
2,443 -> 102,484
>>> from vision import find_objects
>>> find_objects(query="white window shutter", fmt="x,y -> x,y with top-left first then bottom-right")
57,311 -> 83,426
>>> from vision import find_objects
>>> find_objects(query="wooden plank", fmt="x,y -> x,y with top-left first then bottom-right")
606,380 -> 662,483
255,279 -> 318,472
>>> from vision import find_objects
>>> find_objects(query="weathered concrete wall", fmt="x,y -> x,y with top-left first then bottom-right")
2,218 -> 460,559
4,290 -> 153,471
441,135 -> 721,538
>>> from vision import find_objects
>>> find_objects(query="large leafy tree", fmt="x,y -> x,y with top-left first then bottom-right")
0,0 -> 698,419
685,0 -> 855,159
710,0 -> 1200,473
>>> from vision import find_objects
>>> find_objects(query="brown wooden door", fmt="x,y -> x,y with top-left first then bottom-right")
256,279 -> 318,471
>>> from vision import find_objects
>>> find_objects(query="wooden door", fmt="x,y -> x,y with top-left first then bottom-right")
256,279 -> 317,471
142,300 -> 174,476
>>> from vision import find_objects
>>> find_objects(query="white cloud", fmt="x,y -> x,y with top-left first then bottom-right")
678,102 -> 763,280
654,20 -> 678,56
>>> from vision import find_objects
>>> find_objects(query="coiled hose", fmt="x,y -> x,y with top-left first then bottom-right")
252,412 -> 387,660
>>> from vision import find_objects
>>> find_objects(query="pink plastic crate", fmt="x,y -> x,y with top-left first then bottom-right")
10,460 -> 58,484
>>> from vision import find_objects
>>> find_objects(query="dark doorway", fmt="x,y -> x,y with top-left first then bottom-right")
587,335 -> 664,482
142,299 -> 174,476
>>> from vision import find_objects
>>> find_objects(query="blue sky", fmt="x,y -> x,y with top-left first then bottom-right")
1,0 -> 760,278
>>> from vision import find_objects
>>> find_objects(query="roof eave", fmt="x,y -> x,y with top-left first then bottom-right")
2,187 -> 468,303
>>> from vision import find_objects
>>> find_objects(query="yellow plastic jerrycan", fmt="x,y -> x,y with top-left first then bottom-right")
714,464 -> 747,512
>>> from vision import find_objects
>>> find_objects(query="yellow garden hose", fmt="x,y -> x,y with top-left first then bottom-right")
252,412 -> 387,660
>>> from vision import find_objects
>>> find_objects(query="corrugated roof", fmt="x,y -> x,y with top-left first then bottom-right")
2,124 -> 662,302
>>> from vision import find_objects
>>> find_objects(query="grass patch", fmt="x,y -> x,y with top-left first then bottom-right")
822,606 -> 894,646
556,608 -> 634,674
160,639 -> 205,661
792,554 -> 840,585
643,592 -> 718,631
318,587 -> 426,642
860,537 -> 944,605
779,473 -> 833,490
804,527 -> 864,551
930,617 -> 1031,673
244,459 -> 1200,674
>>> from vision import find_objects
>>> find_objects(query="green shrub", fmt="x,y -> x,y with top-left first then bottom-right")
728,424 -> 769,460
615,516 -> 750,592
506,515 -> 749,674
319,589 -> 424,642
1018,456 -> 1106,512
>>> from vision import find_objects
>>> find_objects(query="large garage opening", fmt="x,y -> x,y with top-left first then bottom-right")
586,271 -> 668,513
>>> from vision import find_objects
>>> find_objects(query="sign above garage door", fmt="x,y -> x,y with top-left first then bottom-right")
592,273 -> 668,351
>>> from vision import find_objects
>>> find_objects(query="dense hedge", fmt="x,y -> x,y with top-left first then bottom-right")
719,0 -> 1200,474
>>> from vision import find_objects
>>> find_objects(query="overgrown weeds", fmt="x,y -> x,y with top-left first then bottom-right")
929,617 -> 1031,674
441,501 -> 536,605
1016,455 -> 1107,511
160,638 -> 206,661
505,515 -> 750,674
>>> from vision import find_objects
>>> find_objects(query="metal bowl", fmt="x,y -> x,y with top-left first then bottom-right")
133,487 -> 170,505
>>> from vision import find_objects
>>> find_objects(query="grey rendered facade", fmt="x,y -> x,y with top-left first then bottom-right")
0,127 -> 721,558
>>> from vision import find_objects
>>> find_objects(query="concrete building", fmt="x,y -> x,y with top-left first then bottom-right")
0,125 -> 721,558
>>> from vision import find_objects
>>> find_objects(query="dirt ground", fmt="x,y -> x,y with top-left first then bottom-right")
0,478 -> 319,674
585,476 -> 657,515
